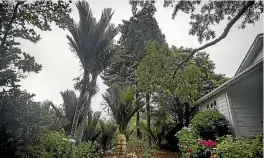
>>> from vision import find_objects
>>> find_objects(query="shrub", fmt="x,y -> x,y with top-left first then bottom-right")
127,137 -> 149,153
216,134 -> 263,158
73,142 -> 96,158
15,145 -> 52,158
40,131 -> 74,158
142,149 -> 156,158
177,128 -> 217,158
190,110 -> 231,140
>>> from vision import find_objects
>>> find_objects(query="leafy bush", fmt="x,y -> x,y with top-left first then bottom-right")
15,145 -> 52,158
73,142 -> 96,158
190,110 -> 231,140
177,128 -> 216,158
142,149 -> 156,158
127,137 -> 149,153
40,131 -> 74,158
216,134 -> 263,158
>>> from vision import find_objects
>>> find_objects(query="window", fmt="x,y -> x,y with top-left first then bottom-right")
213,101 -> 217,109
205,100 -> 217,110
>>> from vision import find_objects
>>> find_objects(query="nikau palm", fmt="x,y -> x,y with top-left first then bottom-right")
103,85 -> 144,156
66,1 -> 118,141
60,90 -> 78,135
102,85 -> 144,134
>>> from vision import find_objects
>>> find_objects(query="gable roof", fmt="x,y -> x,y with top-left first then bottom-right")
236,33 -> 263,75
196,33 -> 263,105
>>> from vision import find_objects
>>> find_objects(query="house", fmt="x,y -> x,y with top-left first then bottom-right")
197,33 -> 263,137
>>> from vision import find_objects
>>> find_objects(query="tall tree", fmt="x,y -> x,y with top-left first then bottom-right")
0,1 -> 72,156
66,1 -> 118,142
0,1 -> 72,89
0,89 -> 55,156
102,2 -> 166,144
137,43 -> 229,151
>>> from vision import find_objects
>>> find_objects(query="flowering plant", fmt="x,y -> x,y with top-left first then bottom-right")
198,140 -> 216,148
177,128 -> 216,158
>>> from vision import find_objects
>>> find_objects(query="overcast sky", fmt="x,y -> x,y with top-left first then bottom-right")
19,0 -> 263,117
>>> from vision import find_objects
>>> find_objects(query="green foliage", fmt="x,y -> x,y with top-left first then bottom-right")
127,137 -> 149,153
66,0 -> 118,82
97,120 -> 117,153
83,111 -> 101,143
164,1 -> 263,43
136,42 -> 202,103
102,2 -> 166,87
177,128 -> 217,158
216,134 -> 263,158
73,142 -> 96,158
193,52 -> 229,97
60,90 -> 78,135
40,131 -> 74,158
177,128 -> 198,156
102,85 -> 144,133
0,89 -> 57,157
65,0 -> 118,140
18,132 -> 96,158
16,145 -> 53,158
0,1 -> 72,89
191,110 -> 231,140
140,117 -> 170,149
142,149 -> 156,158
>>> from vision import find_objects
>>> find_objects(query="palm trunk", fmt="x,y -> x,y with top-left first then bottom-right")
136,93 -> 140,139
77,74 -> 97,142
70,70 -> 89,138
146,93 -> 151,147
136,111 -> 140,139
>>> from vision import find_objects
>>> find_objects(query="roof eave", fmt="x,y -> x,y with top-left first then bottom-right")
235,33 -> 263,75
196,58 -> 263,105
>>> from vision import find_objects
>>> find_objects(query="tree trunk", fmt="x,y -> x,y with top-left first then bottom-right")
0,2 -> 23,69
70,70 -> 89,138
136,93 -> 140,139
77,92 -> 93,142
77,74 -> 97,142
146,93 -> 151,147
184,104 -> 190,127
136,111 -> 140,139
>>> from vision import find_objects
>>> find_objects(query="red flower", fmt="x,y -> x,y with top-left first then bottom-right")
197,140 -> 217,148
188,147 -> 192,153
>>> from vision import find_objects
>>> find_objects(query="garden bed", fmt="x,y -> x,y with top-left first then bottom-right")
103,150 -> 180,158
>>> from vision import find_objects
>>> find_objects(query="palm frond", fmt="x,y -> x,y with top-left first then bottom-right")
98,120 -> 117,152
60,90 -> 78,121
102,85 -> 144,133
83,111 -> 101,143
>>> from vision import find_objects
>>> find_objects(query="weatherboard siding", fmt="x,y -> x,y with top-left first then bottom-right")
230,91 -> 263,137
199,92 -> 231,123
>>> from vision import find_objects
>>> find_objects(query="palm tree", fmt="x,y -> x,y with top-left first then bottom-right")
97,120 -> 117,154
66,0 -> 118,141
83,111 -> 101,143
61,90 -> 78,135
102,84 -> 144,135
47,90 -> 78,135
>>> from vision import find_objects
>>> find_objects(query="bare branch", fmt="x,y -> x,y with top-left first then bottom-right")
171,1 -> 255,80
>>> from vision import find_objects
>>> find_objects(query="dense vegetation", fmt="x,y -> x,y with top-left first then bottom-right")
0,0 -> 262,158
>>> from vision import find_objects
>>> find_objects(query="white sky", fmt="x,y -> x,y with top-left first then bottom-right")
19,0 -> 263,117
